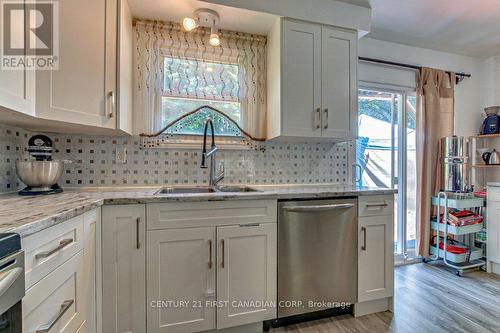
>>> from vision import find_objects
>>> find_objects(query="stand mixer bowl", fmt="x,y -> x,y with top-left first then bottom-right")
15,160 -> 64,191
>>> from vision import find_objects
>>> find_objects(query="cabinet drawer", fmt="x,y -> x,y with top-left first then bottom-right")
23,251 -> 85,333
359,195 -> 394,217
147,200 -> 277,230
22,214 -> 84,289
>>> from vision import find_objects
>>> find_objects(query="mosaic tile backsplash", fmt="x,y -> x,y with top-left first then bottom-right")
0,124 -> 353,193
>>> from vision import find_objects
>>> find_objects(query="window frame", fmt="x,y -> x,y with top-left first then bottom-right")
158,54 -> 248,148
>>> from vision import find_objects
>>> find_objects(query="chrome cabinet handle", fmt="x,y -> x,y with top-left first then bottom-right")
208,240 -> 213,269
107,91 -> 115,118
361,227 -> 367,251
283,203 -> 355,212
221,239 -> 225,269
136,218 -> 141,249
315,108 -> 321,129
365,202 -> 388,208
35,239 -> 73,259
36,299 -> 74,333
323,108 -> 329,129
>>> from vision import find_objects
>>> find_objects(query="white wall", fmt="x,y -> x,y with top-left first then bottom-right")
359,37 -> 486,136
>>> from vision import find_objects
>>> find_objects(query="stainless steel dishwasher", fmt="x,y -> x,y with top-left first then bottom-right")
278,198 -> 357,318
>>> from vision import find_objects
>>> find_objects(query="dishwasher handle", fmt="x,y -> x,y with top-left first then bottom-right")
282,203 -> 355,212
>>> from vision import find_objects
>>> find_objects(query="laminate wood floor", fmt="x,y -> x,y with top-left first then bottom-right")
271,262 -> 500,333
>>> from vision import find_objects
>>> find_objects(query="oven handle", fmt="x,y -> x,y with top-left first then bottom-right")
282,203 -> 355,212
0,267 -> 22,298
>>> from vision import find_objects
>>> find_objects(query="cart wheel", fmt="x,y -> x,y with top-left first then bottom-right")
422,258 -> 427,263
456,271 -> 462,277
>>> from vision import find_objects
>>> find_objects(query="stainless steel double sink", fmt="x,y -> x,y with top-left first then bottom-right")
155,185 -> 259,194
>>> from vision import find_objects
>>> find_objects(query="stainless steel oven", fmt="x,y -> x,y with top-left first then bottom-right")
0,233 -> 24,333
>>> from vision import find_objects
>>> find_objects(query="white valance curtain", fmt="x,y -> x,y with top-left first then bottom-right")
134,20 -> 267,138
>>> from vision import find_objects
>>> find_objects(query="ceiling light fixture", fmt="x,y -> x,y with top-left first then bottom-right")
182,8 -> 221,47
209,23 -> 220,47
182,17 -> 197,31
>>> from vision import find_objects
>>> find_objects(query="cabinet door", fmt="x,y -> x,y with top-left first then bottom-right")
82,209 -> 100,333
487,201 -> 500,264
0,1 -> 35,116
321,27 -> 357,139
102,205 -> 146,333
281,19 -> 322,137
217,223 -> 277,329
358,216 -> 394,302
147,227 -> 216,333
36,0 -> 115,129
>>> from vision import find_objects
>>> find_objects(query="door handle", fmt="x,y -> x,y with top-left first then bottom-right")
323,108 -> 329,129
136,218 -> 141,249
35,239 -> 73,259
353,164 -> 362,183
221,239 -> 225,269
107,91 -> 115,118
361,227 -> 367,251
36,299 -> 74,333
282,203 -> 355,212
208,239 -> 213,269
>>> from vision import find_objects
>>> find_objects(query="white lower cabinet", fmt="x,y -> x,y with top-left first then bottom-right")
358,216 -> 394,302
23,251 -> 85,333
147,227 -> 216,333
356,195 -> 394,316
146,200 -> 277,333
487,185 -> 500,273
216,224 -> 277,329
102,205 -> 146,333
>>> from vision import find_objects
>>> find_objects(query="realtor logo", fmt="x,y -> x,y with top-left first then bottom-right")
1,0 -> 59,70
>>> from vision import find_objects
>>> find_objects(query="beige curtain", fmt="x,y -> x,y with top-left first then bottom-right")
134,20 -> 267,138
417,67 -> 455,257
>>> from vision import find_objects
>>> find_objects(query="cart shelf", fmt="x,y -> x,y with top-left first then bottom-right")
431,196 -> 484,209
430,220 -> 483,235
429,245 -> 483,263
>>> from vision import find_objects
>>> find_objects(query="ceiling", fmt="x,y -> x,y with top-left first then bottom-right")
127,0 -> 277,35
368,0 -> 500,58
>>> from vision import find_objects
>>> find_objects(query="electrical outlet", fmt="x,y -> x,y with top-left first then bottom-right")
115,147 -> 127,164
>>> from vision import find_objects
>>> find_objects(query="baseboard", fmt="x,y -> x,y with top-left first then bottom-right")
354,297 -> 392,317
492,262 -> 500,275
205,322 -> 262,333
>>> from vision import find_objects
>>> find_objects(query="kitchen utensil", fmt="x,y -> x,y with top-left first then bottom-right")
482,149 -> 500,165
481,106 -> 500,135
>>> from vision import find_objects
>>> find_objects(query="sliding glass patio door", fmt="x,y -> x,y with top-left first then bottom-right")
357,87 -> 417,263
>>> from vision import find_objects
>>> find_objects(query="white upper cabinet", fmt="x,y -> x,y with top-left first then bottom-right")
321,27 -> 357,139
0,0 -> 132,134
267,18 -> 358,140
280,20 -> 322,138
36,0 -> 111,128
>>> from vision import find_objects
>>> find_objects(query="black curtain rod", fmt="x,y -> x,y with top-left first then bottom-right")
358,56 -> 471,84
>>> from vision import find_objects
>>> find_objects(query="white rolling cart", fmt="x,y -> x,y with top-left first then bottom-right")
426,192 -> 486,276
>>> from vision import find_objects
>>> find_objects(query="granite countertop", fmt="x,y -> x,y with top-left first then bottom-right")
0,184 -> 396,237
